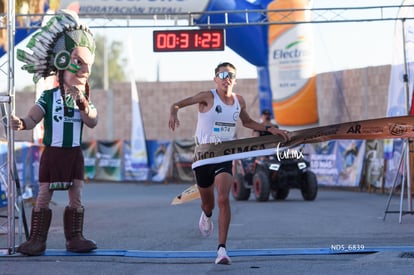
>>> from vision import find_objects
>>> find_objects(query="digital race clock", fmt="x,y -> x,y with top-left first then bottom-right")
153,29 -> 225,52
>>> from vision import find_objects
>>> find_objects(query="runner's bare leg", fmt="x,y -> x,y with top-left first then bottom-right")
214,173 -> 232,245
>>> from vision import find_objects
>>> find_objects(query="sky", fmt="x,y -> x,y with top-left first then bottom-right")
0,0 -> 407,91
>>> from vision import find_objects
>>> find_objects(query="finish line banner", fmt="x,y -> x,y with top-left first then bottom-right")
193,115 -> 414,168
58,0 -> 210,18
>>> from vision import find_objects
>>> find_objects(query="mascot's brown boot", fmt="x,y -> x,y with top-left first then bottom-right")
64,206 -> 97,253
17,208 -> 52,256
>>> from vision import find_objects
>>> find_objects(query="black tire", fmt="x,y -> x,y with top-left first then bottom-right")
232,173 -> 250,201
301,171 -> 318,201
271,188 -> 289,200
253,170 -> 270,201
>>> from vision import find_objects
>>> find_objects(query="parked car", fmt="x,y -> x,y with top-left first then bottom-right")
232,147 -> 318,201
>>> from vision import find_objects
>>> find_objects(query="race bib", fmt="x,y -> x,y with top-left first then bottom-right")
213,121 -> 236,140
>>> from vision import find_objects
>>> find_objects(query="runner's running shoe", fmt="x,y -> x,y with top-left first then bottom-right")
199,211 -> 213,237
215,247 -> 232,265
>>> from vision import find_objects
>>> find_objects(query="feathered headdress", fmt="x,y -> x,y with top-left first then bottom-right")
17,9 -> 95,83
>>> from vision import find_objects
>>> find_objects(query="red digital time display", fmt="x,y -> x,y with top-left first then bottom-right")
153,29 -> 225,52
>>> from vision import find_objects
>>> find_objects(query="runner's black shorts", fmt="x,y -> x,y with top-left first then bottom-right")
193,161 -> 233,188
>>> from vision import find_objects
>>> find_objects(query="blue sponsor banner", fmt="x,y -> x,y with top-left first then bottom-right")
307,141 -> 337,185
384,139 -> 405,189
0,142 -> 8,207
14,142 -> 31,187
306,140 -> 365,187
0,160 -> 6,207
336,140 -> 365,187
147,140 -> 172,182
123,140 -> 149,181
0,142 -> 36,207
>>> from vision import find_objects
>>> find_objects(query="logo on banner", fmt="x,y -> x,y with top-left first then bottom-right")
390,124 -> 408,136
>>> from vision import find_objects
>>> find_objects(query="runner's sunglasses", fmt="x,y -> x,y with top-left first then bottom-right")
216,71 -> 236,79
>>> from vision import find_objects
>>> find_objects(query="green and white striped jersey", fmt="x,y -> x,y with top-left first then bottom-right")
36,87 -> 95,147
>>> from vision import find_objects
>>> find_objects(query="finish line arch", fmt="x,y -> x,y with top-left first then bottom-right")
1,0 -> 413,255
2,0 -> 317,126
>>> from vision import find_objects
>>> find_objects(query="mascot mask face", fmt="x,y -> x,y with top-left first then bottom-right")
17,9 -> 96,83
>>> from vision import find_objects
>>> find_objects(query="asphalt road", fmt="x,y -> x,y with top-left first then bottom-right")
1,182 -> 414,274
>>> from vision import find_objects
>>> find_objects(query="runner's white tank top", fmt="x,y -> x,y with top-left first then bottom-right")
195,89 -> 240,145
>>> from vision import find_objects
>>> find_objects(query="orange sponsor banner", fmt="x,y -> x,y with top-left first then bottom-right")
267,0 -> 318,126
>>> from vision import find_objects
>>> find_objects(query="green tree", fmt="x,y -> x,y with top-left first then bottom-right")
89,35 -> 127,89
